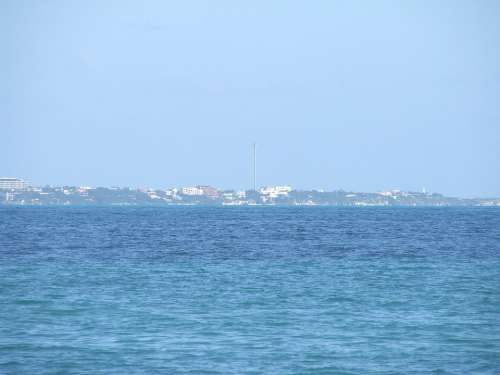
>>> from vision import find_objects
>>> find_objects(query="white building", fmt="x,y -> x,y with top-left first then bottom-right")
147,189 -> 160,199
378,190 -> 402,197
182,186 -> 204,196
260,185 -> 292,198
0,178 -> 27,190
222,192 -> 235,200
165,188 -> 178,196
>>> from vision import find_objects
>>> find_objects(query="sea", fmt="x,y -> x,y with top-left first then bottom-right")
1,206 -> 499,374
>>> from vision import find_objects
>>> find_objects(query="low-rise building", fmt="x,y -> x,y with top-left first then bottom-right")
260,185 -> 292,198
0,177 -> 27,190
182,186 -> 204,196
198,185 -> 219,199
165,188 -> 178,197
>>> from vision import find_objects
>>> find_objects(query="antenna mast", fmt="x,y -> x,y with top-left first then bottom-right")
253,142 -> 257,191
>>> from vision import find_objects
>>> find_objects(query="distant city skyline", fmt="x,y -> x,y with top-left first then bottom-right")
3,1 -> 500,197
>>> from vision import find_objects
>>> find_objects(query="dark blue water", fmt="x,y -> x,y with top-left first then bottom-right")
1,207 -> 499,374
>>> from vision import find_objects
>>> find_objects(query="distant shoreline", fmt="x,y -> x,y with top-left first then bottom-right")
1,184 -> 499,207
2,203 -> 499,208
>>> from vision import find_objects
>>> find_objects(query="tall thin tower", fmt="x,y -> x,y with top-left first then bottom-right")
253,142 -> 257,191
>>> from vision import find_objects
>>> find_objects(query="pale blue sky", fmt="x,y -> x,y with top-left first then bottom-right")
2,1 -> 499,196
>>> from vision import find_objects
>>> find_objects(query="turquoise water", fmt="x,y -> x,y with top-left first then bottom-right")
1,207 -> 499,374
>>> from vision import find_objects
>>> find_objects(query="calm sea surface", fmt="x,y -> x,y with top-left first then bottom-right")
1,207 -> 499,374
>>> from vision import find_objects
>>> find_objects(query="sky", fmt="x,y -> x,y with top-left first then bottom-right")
2,0 -> 499,197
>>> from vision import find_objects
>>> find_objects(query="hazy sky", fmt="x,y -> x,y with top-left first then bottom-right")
2,1 -> 499,196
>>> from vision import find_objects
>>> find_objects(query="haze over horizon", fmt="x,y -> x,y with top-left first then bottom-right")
2,1 -> 499,197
